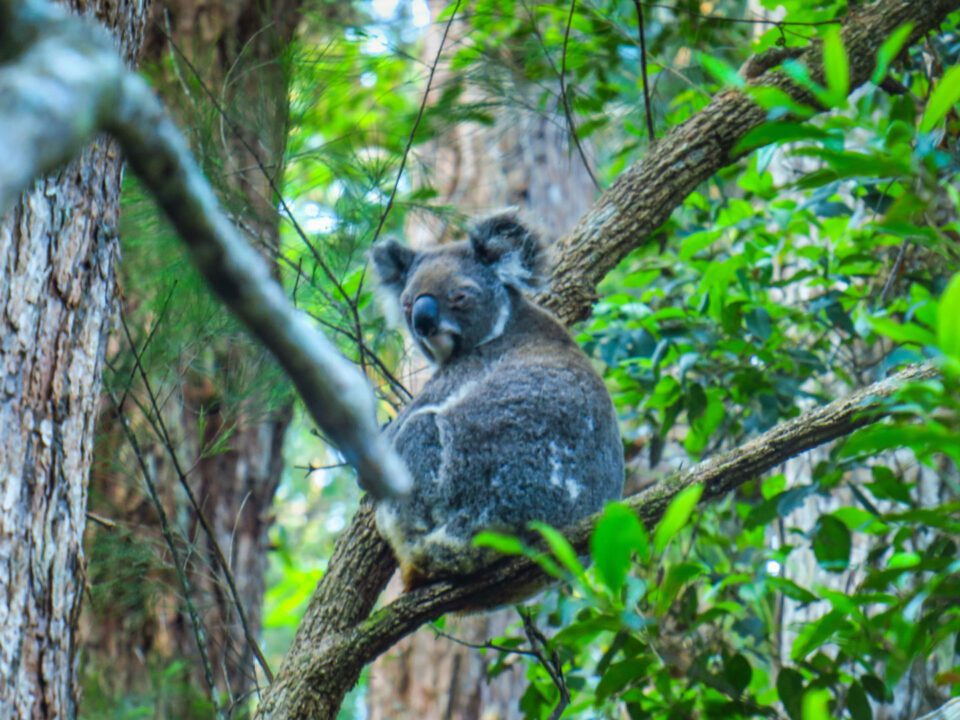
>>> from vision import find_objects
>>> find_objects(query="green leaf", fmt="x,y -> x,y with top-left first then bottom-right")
591,503 -> 649,595
767,576 -> 819,605
699,52 -> 745,88
530,522 -> 586,582
938,272 -> 960,359
887,551 -> 921,570
792,610 -> 849,660
872,23 -> 914,84
724,653 -> 752,694
777,668 -> 804,720
473,531 -> 526,556
802,688 -> 832,720
653,484 -> 703,555
813,515 -> 851,571
655,561 -> 703,614
848,683 -> 873,720
596,659 -> 648,700
861,674 -> 888,703
920,64 -> 960,132
823,27 -> 850,105
732,122 -> 831,155
869,316 -> 936,347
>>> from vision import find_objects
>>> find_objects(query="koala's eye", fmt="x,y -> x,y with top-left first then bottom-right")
448,284 -> 478,307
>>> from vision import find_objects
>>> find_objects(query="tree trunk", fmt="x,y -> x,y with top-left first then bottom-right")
0,3 -> 149,717
367,4 -> 597,715
81,0 -> 301,707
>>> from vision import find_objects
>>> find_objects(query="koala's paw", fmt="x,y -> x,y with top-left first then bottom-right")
399,561 -> 432,592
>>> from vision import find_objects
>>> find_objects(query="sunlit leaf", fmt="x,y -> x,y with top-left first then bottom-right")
530,522 -> 587,583
822,27 -> 849,105
473,531 -> 526,556
653,484 -> 703,555
872,23 -> 914,84
937,272 -> 960,359
920,64 -> 960,132
802,688 -> 832,720
591,503 -> 649,596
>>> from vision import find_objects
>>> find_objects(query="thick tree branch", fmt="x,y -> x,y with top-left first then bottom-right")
258,0 -> 958,715
0,0 -> 409,499
542,0 -> 960,325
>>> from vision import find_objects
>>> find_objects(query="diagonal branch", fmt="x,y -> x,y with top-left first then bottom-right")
543,0 -> 960,325
311,362 -> 937,676
258,361 -> 936,717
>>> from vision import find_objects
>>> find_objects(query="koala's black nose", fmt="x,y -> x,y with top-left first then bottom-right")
412,295 -> 439,337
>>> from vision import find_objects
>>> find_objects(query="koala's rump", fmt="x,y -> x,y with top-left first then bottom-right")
378,356 -> 623,578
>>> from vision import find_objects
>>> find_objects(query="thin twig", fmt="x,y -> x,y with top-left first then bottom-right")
118,309 -> 275,683
106,389 -> 226,720
559,0 -> 601,191
520,609 -> 569,720
432,626 -> 541,659
878,240 -> 911,306
361,0 -> 465,293
632,0 -> 656,140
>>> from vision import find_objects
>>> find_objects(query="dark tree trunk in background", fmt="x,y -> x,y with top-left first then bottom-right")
82,0 -> 301,708
0,2 -> 150,717
367,5 -> 597,716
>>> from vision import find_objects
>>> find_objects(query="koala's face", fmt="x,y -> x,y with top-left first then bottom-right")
370,214 -> 545,365
396,247 -> 509,363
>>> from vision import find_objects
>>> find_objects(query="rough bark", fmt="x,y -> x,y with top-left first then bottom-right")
0,1 -> 149,716
83,0 -> 302,703
257,0 -> 959,716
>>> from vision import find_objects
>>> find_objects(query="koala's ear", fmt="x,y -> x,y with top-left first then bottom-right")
468,212 -> 546,292
369,240 -> 417,298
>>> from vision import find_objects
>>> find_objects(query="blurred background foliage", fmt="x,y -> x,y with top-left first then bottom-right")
82,0 -> 959,718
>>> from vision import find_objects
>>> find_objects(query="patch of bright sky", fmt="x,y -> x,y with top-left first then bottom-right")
300,201 -> 339,234
371,0 -> 430,27
363,0 -> 430,53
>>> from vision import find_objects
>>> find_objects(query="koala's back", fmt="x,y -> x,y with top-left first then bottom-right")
377,301 -> 624,581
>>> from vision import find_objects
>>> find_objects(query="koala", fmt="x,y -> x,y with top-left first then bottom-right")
370,213 -> 624,588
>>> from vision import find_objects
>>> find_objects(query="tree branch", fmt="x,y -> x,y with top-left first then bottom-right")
259,362 -> 935,719
542,0 -> 960,325
0,0 -> 410,499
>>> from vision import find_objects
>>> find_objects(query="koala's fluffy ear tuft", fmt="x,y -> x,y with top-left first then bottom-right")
469,212 -> 546,292
369,240 -> 417,298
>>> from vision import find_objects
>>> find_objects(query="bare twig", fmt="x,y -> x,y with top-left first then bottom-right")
520,609 -> 569,720
118,310 -> 274,683
631,0 -> 656,140
559,0 -> 601,191
106,388 -> 226,720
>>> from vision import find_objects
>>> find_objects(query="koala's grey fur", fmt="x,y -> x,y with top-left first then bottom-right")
370,213 -> 624,586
